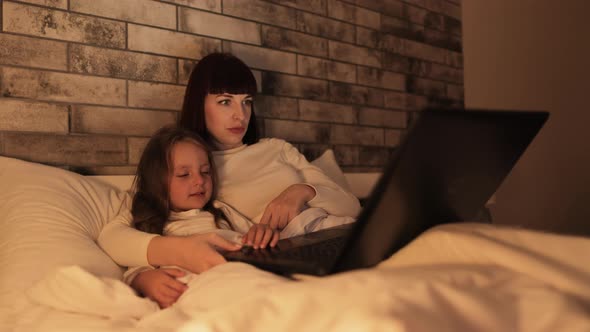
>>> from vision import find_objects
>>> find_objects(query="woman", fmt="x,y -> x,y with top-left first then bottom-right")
98,52 -> 360,295
180,53 -> 360,234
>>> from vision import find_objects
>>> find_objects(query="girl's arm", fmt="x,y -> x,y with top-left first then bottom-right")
131,268 -> 187,308
124,266 -> 155,285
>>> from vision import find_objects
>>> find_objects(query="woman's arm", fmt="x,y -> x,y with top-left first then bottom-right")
97,206 -> 158,267
258,183 -> 315,230
281,141 -> 361,217
258,140 -> 361,229
98,200 -> 242,272
147,233 -> 240,272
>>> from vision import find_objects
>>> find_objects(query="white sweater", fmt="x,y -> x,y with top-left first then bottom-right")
98,138 -> 361,267
122,209 -> 242,284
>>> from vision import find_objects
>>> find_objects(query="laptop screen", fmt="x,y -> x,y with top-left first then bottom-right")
333,109 -> 549,273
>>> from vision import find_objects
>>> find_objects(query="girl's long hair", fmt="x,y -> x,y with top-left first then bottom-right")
178,52 -> 260,146
131,125 -> 219,235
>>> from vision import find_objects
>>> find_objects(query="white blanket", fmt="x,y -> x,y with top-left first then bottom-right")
22,223 -> 590,332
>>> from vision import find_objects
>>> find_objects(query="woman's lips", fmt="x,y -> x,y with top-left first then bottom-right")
228,127 -> 245,134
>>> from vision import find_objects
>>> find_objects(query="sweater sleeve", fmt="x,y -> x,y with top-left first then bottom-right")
123,266 -> 154,285
280,140 -> 361,217
97,193 -> 159,268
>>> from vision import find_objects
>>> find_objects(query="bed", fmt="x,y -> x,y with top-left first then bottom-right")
1,154 -> 589,332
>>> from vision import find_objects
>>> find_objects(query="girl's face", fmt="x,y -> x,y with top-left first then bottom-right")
168,140 -> 212,212
204,93 -> 252,150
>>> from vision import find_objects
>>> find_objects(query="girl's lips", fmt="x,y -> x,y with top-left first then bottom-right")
228,127 -> 245,134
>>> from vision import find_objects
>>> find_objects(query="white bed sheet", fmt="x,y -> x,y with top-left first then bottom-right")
6,222 -> 590,332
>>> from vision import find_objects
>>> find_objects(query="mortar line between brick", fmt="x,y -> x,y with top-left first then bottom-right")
176,59 -> 180,84
0,0 -> 3,33
125,80 -> 129,107
67,104 -> 72,134
176,4 -> 179,31
65,42 -> 70,72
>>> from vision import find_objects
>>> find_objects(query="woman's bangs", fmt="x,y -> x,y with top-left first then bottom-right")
207,62 -> 257,96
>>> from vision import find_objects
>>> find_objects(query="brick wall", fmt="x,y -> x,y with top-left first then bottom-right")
0,0 -> 463,174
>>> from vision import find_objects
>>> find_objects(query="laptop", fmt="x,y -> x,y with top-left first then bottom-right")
223,109 -> 549,276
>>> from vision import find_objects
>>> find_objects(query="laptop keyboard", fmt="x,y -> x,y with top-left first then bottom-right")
243,236 -> 347,261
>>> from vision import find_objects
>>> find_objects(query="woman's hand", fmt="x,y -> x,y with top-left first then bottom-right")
259,184 -> 316,230
243,223 -> 280,249
131,268 -> 187,309
148,233 -> 242,274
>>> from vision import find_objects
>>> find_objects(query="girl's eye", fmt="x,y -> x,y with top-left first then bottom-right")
176,173 -> 189,178
218,99 -> 230,106
243,99 -> 253,106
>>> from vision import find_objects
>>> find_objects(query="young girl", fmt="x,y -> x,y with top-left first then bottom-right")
126,124 -> 280,308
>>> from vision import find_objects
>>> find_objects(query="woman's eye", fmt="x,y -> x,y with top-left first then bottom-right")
218,99 -> 230,105
243,99 -> 253,106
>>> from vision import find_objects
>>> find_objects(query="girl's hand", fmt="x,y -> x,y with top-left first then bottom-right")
243,224 -> 280,249
131,268 -> 187,309
259,184 -> 315,230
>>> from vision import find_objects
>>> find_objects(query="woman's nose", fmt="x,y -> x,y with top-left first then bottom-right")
232,104 -> 246,120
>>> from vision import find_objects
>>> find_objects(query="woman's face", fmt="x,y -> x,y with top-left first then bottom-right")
204,93 -> 252,150
168,140 -> 212,212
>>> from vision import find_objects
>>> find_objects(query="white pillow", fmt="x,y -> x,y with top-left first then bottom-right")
311,149 -> 351,192
0,156 -> 128,309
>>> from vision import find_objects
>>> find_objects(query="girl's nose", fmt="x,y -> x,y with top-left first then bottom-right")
193,173 -> 204,186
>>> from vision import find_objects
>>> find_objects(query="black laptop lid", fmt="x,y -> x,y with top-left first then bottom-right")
332,109 -> 549,273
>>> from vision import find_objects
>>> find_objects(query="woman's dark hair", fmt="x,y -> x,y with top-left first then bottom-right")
179,52 -> 260,145
131,124 -> 218,235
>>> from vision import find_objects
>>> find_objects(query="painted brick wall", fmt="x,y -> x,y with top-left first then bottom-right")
0,0 -> 463,174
